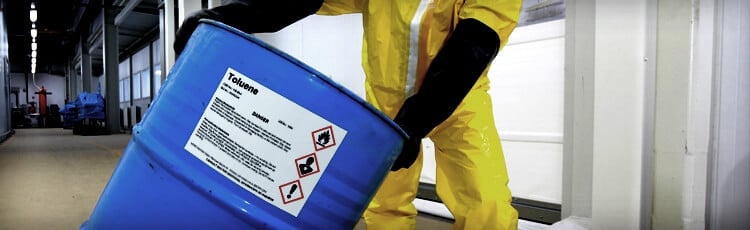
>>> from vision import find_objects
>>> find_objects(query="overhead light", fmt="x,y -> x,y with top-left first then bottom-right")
31,42 -> 37,51
31,50 -> 37,58
31,63 -> 36,71
31,68 -> 36,74
31,28 -> 37,38
30,3 -> 37,22
31,58 -> 36,64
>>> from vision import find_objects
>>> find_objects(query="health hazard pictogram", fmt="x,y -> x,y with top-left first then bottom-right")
312,126 -> 336,151
295,153 -> 320,178
279,180 -> 304,204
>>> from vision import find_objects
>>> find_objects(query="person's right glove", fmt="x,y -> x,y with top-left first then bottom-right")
389,18 -> 501,171
173,0 -> 324,56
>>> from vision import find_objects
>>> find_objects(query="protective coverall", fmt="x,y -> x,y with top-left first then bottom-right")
174,0 -> 521,229
317,1 -> 521,229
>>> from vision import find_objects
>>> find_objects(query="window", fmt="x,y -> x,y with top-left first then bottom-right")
153,64 -> 162,97
119,59 -> 130,103
140,69 -> 151,99
119,80 -> 125,103
133,72 -> 142,100
132,47 -> 149,100
122,79 -> 130,103
152,39 -> 163,98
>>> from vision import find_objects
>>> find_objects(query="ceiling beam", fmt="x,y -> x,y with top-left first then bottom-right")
71,0 -> 91,33
114,0 -> 143,26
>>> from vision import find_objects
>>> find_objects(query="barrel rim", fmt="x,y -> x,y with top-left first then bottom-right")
196,19 -> 408,139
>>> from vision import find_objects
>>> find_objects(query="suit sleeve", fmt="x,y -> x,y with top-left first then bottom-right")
459,0 -> 522,49
317,0 -> 367,15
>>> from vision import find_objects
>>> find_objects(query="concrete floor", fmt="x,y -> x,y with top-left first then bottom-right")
0,128 -> 125,229
0,128 -> 454,229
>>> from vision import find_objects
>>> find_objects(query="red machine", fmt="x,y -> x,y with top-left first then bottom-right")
35,87 -> 49,115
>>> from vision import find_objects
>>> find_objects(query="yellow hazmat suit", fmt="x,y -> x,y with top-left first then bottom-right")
318,0 -> 522,229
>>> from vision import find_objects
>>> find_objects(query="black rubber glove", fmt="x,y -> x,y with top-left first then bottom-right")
174,0 -> 324,56
390,18 -> 501,171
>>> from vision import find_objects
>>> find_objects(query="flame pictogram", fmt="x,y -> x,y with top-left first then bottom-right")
311,126 -> 336,151
316,131 -> 330,147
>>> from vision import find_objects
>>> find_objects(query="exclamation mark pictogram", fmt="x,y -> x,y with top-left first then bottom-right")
279,180 -> 304,204
286,184 -> 298,199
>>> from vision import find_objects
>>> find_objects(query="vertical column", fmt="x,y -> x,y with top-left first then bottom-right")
67,59 -> 77,101
24,73 -> 29,103
590,0 -> 648,228
683,0 -> 716,229
178,0 -> 202,24
161,0 -> 176,74
563,0 -> 595,220
103,6 -> 121,134
65,60 -> 71,101
207,0 -> 222,8
564,0 -> 651,228
162,0 -> 204,75
641,1 -> 657,229
81,32 -> 92,92
652,0 -> 692,229
708,0 -> 750,228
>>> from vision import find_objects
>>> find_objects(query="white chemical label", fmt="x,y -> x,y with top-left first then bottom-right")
184,67 -> 347,216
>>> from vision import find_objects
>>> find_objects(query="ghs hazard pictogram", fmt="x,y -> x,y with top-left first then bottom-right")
311,126 -> 336,151
295,153 -> 320,178
279,180 -> 304,204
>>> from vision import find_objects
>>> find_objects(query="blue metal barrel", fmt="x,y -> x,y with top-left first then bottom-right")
82,19 -> 406,229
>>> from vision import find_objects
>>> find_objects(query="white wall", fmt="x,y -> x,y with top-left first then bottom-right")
489,20 -> 565,204
10,73 -> 67,108
254,14 -> 365,97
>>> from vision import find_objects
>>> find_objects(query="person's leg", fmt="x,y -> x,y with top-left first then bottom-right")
363,151 -> 424,230
431,89 -> 517,230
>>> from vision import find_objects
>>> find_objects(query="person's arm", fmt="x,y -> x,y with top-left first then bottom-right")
390,18 -> 501,170
174,0 -> 324,55
390,0 -> 522,171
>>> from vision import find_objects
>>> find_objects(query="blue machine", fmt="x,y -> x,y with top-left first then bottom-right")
60,102 -> 77,129
74,92 -> 105,121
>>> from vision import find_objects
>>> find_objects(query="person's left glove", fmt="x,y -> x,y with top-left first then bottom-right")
390,95 -> 428,171
390,133 -> 421,171
174,0 -> 324,56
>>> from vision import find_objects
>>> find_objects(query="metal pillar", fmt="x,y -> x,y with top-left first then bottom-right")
162,0 -> 177,74
158,0 -> 202,76
562,0 -> 594,220
178,0 -> 202,27
103,6 -> 121,134
67,59 -> 76,101
65,60 -> 70,102
81,33 -> 92,92
24,73 -> 29,104
207,0 -> 222,8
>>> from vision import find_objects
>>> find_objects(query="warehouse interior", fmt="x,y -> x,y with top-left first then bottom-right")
1,0 -> 748,229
